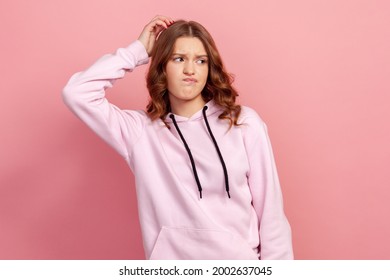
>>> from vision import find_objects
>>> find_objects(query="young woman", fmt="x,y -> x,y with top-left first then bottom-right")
62,15 -> 293,260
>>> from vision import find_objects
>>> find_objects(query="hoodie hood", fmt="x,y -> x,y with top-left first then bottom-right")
164,100 -> 221,123
166,99 -> 230,199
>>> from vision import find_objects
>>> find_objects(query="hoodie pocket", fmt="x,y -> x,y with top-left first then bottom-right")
149,226 -> 258,260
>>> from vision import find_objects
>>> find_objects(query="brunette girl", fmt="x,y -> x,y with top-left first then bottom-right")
62,15 -> 293,259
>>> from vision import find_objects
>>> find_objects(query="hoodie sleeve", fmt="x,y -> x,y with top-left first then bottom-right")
242,109 -> 294,260
62,40 -> 149,160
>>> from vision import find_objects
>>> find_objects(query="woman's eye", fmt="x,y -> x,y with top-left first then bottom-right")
196,59 -> 208,64
173,57 -> 184,62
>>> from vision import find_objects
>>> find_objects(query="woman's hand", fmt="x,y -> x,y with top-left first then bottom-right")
138,15 -> 174,56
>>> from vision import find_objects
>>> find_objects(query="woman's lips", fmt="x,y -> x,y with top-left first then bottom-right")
183,78 -> 197,83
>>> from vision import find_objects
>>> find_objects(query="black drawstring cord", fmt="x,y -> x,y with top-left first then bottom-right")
202,106 -> 231,198
169,114 -> 203,199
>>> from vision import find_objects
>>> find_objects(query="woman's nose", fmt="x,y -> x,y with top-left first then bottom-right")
183,62 -> 195,75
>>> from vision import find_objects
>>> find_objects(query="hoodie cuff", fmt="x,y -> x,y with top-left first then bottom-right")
124,40 -> 150,67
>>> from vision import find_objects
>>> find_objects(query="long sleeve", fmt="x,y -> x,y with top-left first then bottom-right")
242,110 -> 294,259
62,40 -> 149,160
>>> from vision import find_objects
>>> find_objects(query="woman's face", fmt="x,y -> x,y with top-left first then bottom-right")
165,36 -> 209,114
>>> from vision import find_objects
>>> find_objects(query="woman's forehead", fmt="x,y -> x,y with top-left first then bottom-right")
172,37 -> 207,55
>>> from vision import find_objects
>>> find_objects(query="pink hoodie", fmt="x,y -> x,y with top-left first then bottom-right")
62,40 -> 293,260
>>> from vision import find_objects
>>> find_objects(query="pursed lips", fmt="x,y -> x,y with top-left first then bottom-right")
183,78 -> 197,83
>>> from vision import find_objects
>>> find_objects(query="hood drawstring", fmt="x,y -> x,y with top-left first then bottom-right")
170,114 -> 203,198
202,106 -> 230,198
169,105 -> 231,199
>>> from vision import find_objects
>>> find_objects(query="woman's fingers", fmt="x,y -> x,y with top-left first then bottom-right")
152,19 -> 168,32
149,16 -> 175,33
151,15 -> 174,27
138,15 -> 174,56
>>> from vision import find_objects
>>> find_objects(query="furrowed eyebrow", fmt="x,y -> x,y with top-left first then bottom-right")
171,53 -> 208,58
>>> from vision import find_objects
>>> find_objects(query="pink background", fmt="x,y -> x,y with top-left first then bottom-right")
1,0 -> 389,259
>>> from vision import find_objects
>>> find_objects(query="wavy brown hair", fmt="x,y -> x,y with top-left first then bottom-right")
146,20 -> 241,128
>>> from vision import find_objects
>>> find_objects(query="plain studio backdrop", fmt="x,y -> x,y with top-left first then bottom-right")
0,0 -> 389,259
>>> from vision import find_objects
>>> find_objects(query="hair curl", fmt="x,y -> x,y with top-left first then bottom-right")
146,20 -> 241,128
